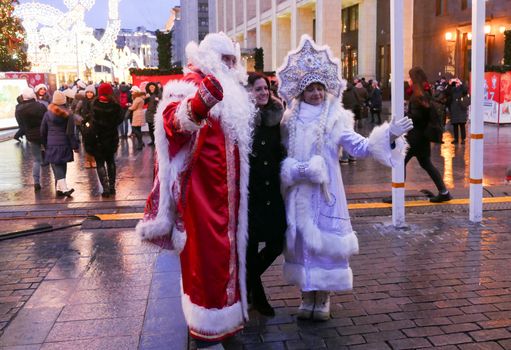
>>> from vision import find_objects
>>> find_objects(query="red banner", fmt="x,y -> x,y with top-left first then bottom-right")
131,74 -> 183,90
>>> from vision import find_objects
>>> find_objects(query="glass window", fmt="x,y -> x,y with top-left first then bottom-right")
349,6 -> 358,32
342,9 -> 348,33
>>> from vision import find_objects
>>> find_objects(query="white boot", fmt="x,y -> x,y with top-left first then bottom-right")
297,291 -> 315,320
313,291 -> 330,321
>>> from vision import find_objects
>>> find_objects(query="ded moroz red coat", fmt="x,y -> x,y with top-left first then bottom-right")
136,51 -> 255,341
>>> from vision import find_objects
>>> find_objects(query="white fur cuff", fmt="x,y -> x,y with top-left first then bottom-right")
307,155 -> 329,184
367,122 -> 408,167
281,157 -> 299,188
175,96 -> 204,132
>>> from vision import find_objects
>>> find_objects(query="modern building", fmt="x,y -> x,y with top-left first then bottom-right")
115,27 -> 159,68
214,0 -> 511,90
172,0 -> 213,65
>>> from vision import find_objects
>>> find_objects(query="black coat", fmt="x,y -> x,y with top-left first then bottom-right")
15,99 -> 47,144
406,94 -> 432,157
89,100 -> 123,159
248,98 -> 287,243
447,85 -> 469,124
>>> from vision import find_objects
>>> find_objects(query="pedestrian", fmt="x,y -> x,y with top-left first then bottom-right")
369,80 -> 383,124
34,84 -> 51,107
89,83 -> 124,197
446,78 -> 469,144
144,82 -> 160,146
13,94 -> 26,142
339,82 -> 360,163
128,86 -> 146,150
15,87 -> 48,191
40,90 -> 79,197
118,82 -> 131,138
136,32 -> 255,349
405,67 -> 452,202
246,72 -> 287,317
277,35 -> 412,321
75,84 -> 97,168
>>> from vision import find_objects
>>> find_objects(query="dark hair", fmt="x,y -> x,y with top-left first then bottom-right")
408,66 -> 430,107
247,72 -> 270,88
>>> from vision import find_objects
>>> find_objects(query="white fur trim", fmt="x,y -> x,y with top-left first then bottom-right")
283,263 -> 354,292
181,290 -> 244,336
136,79 -> 197,253
367,122 -> 408,167
164,80 -> 198,102
176,96 -> 204,132
280,157 -> 299,189
307,155 -> 329,184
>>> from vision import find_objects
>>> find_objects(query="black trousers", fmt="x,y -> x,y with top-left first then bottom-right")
405,147 -> 447,193
452,122 -> 466,141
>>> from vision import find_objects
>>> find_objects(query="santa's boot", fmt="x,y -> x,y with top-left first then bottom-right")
312,291 -> 331,321
56,179 -> 74,197
297,291 -> 315,320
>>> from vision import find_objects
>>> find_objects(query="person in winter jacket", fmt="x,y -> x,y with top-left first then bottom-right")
118,82 -> 132,138
89,83 -> 124,197
246,73 -> 287,317
128,86 -> 146,150
446,79 -> 469,144
369,80 -> 383,124
40,91 -> 79,197
405,67 -> 452,202
16,87 -> 48,191
277,35 -> 413,321
144,82 -> 160,146
75,85 -> 97,168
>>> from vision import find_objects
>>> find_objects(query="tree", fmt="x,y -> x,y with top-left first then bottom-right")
254,48 -> 264,72
156,30 -> 172,70
0,0 -> 30,72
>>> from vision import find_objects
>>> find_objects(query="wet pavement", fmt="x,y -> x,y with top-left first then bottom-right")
0,119 -> 510,349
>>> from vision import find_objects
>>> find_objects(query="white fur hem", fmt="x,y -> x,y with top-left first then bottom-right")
318,230 -> 359,259
176,96 -> 204,132
367,122 -> 408,167
283,263 -> 354,292
181,291 -> 244,335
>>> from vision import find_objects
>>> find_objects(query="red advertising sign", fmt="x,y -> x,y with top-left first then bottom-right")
131,74 -> 183,90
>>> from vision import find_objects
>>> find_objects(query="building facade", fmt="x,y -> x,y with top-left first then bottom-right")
214,0 -> 511,89
115,27 -> 158,68
172,0 -> 212,65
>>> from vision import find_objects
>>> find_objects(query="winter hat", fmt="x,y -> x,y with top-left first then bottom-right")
21,87 -> 36,101
63,88 -> 76,99
85,85 -> 96,95
130,85 -> 141,93
98,83 -> 114,97
52,91 -> 67,105
34,84 -> 47,93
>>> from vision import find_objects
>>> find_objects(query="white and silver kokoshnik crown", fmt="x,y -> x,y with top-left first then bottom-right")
277,35 -> 346,105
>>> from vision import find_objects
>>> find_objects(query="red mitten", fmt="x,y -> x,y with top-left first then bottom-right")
189,75 -> 224,120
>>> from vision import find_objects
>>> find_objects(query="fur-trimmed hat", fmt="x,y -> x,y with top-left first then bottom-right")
52,91 -> 67,105
34,84 -> 47,93
130,85 -> 141,93
21,87 -> 36,101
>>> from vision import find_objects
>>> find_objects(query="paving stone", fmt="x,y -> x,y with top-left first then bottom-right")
388,337 -> 432,349
469,328 -> 511,342
428,333 -> 473,346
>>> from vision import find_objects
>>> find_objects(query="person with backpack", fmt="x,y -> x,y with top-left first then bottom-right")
75,85 -> 97,168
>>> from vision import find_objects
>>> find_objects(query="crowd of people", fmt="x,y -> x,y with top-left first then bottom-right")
13,79 -> 162,197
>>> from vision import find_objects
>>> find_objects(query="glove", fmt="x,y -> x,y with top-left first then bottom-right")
290,155 -> 329,184
389,116 -> 413,142
189,75 -> 224,120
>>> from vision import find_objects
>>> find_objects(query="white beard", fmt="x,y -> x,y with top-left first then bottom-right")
209,68 -> 255,153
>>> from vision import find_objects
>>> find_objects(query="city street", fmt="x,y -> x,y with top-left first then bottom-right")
0,120 -> 511,349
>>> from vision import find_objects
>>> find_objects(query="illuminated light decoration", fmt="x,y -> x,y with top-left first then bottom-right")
13,0 -> 121,75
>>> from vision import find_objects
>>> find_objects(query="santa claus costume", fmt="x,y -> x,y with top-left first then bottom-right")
277,35 -> 413,321
136,33 -> 255,348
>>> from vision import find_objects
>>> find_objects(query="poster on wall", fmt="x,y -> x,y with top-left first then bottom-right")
499,72 -> 511,124
0,79 -> 29,129
483,72 -> 500,123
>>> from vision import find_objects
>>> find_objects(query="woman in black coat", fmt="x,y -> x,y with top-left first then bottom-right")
246,73 -> 287,316
446,80 -> 469,144
89,83 -> 124,197
405,67 -> 452,203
